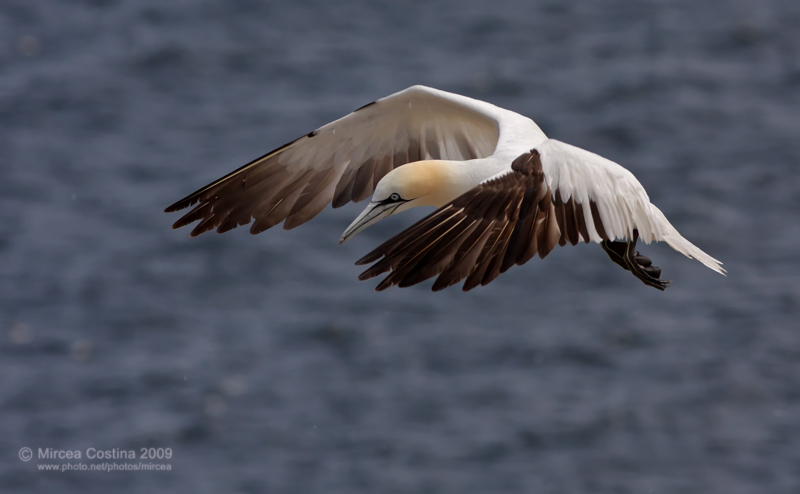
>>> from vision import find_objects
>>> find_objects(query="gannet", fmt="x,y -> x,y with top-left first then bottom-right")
166,85 -> 724,291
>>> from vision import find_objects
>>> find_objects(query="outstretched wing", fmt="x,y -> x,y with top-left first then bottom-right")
165,85 -> 502,236
355,150 -> 573,291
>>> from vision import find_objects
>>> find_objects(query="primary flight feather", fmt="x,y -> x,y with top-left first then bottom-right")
166,85 -> 725,291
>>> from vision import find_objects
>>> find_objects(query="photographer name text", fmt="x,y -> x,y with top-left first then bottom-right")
35,447 -> 172,461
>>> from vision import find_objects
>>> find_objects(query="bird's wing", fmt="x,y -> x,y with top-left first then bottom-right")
356,150 -> 565,291
166,85 -> 503,236
535,138 -> 660,244
356,144 -> 723,292
537,139 -> 724,273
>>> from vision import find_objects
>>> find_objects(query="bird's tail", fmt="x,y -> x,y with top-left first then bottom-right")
650,205 -> 726,275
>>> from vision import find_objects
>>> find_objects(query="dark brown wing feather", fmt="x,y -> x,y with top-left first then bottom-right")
356,150 -> 603,292
165,87 -> 499,238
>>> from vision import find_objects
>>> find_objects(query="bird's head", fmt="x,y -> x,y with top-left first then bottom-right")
339,160 -> 456,243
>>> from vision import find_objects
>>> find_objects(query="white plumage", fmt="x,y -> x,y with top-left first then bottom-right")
167,85 -> 724,291
534,139 -> 723,274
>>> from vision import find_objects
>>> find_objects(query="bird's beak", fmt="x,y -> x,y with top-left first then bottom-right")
339,201 -> 395,244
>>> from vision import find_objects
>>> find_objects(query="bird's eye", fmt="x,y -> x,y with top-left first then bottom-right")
390,193 -> 400,201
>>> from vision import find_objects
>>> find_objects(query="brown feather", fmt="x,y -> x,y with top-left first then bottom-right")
575,202 -> 590,243
351,158 -> 377,203
395,218 -> 475,287
332,168 -> 357,208
432,220 -> 495,291
590,200 -> 609,240
164,136 -> 305,213
356,149 -> 601,291
536,201 -> 560,259
355,206 -> 457,266
289,167 -> 337,217
173,202 -> 212,229
190,213 -> 220,237
563,195 -> 580,246
357,209 -> 463,281
480,219 -> 517,286
168,132 -> 458,237
166,91 -> 502,238
462,224 -> 505,291
407,139 -> 421,163
284,168 -> 341,230
553,192 -> 568,247
247,169 -> 315,233
500,191 -> 534,272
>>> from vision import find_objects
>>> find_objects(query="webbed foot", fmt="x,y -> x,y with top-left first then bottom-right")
601,229 -> 671,291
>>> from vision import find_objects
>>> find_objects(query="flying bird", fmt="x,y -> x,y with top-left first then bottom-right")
166,85 -> 724,291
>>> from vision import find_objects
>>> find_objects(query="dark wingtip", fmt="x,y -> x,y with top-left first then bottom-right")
165,195 -> 199,213
355,251 -> 382,266
374,275 -> 396,291
164,202 -> 185,213
171,217 -> 194,230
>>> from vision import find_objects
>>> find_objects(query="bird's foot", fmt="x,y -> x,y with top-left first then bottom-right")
601,230 -> 671,291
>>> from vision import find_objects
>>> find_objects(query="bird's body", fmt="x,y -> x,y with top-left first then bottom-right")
166,85 -> 724,290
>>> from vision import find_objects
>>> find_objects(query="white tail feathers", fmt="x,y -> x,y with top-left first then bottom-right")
650,205 -> 726,275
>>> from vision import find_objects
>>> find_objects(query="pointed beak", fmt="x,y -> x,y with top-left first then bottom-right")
339,201 -> 395,244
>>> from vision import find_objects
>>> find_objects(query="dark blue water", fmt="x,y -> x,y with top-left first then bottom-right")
2,1 -> 799,492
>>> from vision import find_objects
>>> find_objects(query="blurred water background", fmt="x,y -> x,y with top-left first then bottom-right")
2,1 -> 800,493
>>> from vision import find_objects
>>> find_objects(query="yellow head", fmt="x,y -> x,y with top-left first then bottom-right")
339,160 -> 460,243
